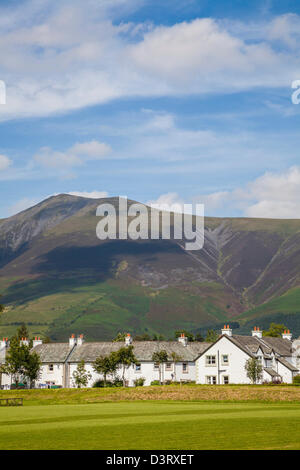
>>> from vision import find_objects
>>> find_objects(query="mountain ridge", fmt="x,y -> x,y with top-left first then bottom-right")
1,194 -> 300,339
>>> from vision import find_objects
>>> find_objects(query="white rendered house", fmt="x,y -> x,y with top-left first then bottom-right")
195,326 -> 299,384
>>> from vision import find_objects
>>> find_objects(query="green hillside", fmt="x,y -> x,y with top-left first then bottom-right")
1,194 -> 300,339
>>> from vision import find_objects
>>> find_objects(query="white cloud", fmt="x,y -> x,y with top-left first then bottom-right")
0,154 -> 12,171
191,166 -> 300,218
34,140 -> 112,169
67,190 -> 109,199
0,3 -> 300,120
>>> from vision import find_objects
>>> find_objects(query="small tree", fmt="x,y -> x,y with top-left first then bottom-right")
245,357 -> 263,384
16,323 -> 29,341
93,353 -> 118,387
152,350 -> 168,384
113,332 -> 127,342
205,329 -> 218,342
0,336 -> 27,387
170,351 -> 182,382
263,323 -> 287,338
115,345 -> 137,386
23,349 -> 41,388
72,360 -> 92,388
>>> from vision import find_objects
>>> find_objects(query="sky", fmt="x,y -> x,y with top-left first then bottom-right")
1,0 -> 300,218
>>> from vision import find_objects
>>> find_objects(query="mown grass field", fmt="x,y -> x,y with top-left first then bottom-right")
1,385 -> 300,450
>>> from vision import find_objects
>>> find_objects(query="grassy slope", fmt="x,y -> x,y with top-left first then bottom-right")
1,387 -> 300,449
0,277 -> 237,340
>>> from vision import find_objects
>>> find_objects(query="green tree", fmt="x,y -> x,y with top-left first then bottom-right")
152,350 -> 168,384
174,330 -> 194,342
263,323 -> 287,337
0,337 -> 28,387
0,294 -> 4,315
134,333 -> 152,341
194,333 -> 204,342
170,351 -> 182,382
93,353 -> 119,386
16,323 -> 29,341
72,360 -> 92,388
22,349 -> 41,389
205,329 -> 219,342
244,357 -> 263,384
115,345 -> 137,386
113,332 -> 127,342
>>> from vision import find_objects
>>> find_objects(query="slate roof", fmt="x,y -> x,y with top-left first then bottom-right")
229,335 -> 262,356
32,343 -> 73,362
264,367 -> 281,378
68,341 -> 212,363
257,337 -> 292,356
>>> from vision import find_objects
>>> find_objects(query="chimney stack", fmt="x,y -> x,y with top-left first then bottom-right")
221,325 -> 232,337
178,333 -> 188,346
282,330 -> 292,341
125,333 -> 132,346
20,337 -> 29,347
0,337 -> 8,349
69,334 -> 76,348
32,337 -> 43,348
252,326 -> 262,338
77,334 -> 84,346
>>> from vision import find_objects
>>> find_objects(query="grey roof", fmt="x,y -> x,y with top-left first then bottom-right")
229,335 -> 262,356
32,343 -> 73,362
277,357 -> 298,372
257,337 -> 292,356
264,367 -> 281,377
68,341 -> 212,363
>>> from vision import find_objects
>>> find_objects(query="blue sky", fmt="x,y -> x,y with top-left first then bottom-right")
1,0 -> 300,218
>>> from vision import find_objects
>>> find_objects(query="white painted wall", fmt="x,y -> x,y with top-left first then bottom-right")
196,336 -> 253,384
68,360 -> 197,387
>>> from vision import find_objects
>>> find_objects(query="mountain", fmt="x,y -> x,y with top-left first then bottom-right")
1,194 -> 300,340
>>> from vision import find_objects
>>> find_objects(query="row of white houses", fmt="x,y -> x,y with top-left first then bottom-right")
1,326 -> 300,388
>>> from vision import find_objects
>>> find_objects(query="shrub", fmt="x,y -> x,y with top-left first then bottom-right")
92,379 -> 113,388
150,380 -> 160,386
134,377 -> 145,387
293,375 -> 300,385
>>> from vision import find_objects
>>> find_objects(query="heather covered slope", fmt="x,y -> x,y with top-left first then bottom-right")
1,194 -> 300,339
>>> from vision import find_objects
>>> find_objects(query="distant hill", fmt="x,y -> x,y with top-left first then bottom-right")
1,194 -> 300,340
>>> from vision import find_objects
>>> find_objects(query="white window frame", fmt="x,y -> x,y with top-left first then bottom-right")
182,362 -> 188,373
206,375 -> 217,385
205,355 -> 216,366
221,354 -> 229,366
165,362 -> 173,371
48,364 -> 54,372
153,362 -> 159,370
223,375 -> 229,384
135,363 -> 141,373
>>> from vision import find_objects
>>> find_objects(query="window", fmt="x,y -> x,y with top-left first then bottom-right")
165,362 -> 172,371
205,355 -> 216,366
135,363 -> 141,372
48,364 -> 54,372
182,363 -> 188,373
154,362 -> 159,370
222,355 -> 229,365
223,376 -> 229,384
206,376 -> 216,385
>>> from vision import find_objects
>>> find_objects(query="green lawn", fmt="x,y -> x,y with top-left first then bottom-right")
1,401 -> 300,450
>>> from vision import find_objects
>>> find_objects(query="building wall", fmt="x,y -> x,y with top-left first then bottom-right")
196,336 -> 253,384
68,360 -> 197,387
36,363 -> 65,387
